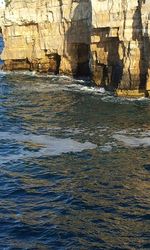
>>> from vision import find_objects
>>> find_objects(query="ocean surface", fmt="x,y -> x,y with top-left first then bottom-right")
0,44 -> 150,250
0,71 -> 150,250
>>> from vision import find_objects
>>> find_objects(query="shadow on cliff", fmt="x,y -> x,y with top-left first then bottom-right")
95,0 -> 150,91
95,27 -> 123,90
65,0 -> 92,78
132,0 -> 150,91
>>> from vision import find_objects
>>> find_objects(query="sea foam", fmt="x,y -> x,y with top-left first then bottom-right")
0,132 -> 97,163
113,131 -> 150,148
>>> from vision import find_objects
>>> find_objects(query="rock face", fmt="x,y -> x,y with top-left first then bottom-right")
91,0 -> 150,95
1,0 -> 92,76
1,0 -> 150,94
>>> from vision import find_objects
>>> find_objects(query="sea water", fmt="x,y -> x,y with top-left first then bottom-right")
0,45 -> 150,250
0,72 -> 150,250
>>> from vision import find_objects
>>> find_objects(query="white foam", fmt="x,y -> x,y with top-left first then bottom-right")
65,84 -> 107,96
79,86 -> 106,94
99,141 -> 117,152
113,133 -> 150,148
100,145 -> 113,152
1,71 -> 150,105
101,95 -> 150,104
0,70 -> 86,84
140,131 -> 150,137
0,132 -> 97,163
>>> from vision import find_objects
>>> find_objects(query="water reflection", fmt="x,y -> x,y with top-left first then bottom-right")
0,73 -> 150,249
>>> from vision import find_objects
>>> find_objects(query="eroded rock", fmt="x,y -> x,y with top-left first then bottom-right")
0,0 -> 150,95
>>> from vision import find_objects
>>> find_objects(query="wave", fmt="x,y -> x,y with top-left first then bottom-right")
0,70 -> 150,105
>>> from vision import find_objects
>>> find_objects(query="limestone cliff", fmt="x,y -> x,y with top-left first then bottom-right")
91,0 -> 150,95
1,0 -> 150,95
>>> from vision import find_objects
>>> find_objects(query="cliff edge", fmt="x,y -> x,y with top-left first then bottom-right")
1,0 -> 150,96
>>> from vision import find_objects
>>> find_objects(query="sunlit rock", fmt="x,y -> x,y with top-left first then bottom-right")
0,0 -> 150,96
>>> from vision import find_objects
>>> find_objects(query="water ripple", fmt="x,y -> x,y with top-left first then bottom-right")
0,73 -> 150,249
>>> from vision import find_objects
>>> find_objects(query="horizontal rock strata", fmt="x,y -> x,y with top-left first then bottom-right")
0,0 -> 150,95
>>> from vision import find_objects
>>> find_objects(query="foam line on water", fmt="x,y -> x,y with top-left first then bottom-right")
0,132 -> 97,163
113,132 -> 150,148
101,95 -> 150,104
0,70 -> 87,84
0,71 -> 150,105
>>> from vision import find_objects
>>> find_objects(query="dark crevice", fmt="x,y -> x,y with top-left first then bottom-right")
95,28 -> 123,90
76,43 -> 91,77
132,0 -> 149,90
54,54 -> 61,75
65,0 -> 92,78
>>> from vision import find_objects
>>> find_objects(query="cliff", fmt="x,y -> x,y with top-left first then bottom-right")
1,0 -> 150,96
91,0 -> 150,95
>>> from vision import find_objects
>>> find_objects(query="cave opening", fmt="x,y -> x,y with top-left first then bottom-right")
76,43 -> 91,78
54,54 -> 61,75
47,53 -> 61,75
94,32 -> 123,89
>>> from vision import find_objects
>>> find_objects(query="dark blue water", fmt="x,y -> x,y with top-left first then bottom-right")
0,35 -> 4,65
0,46 -> 150,249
